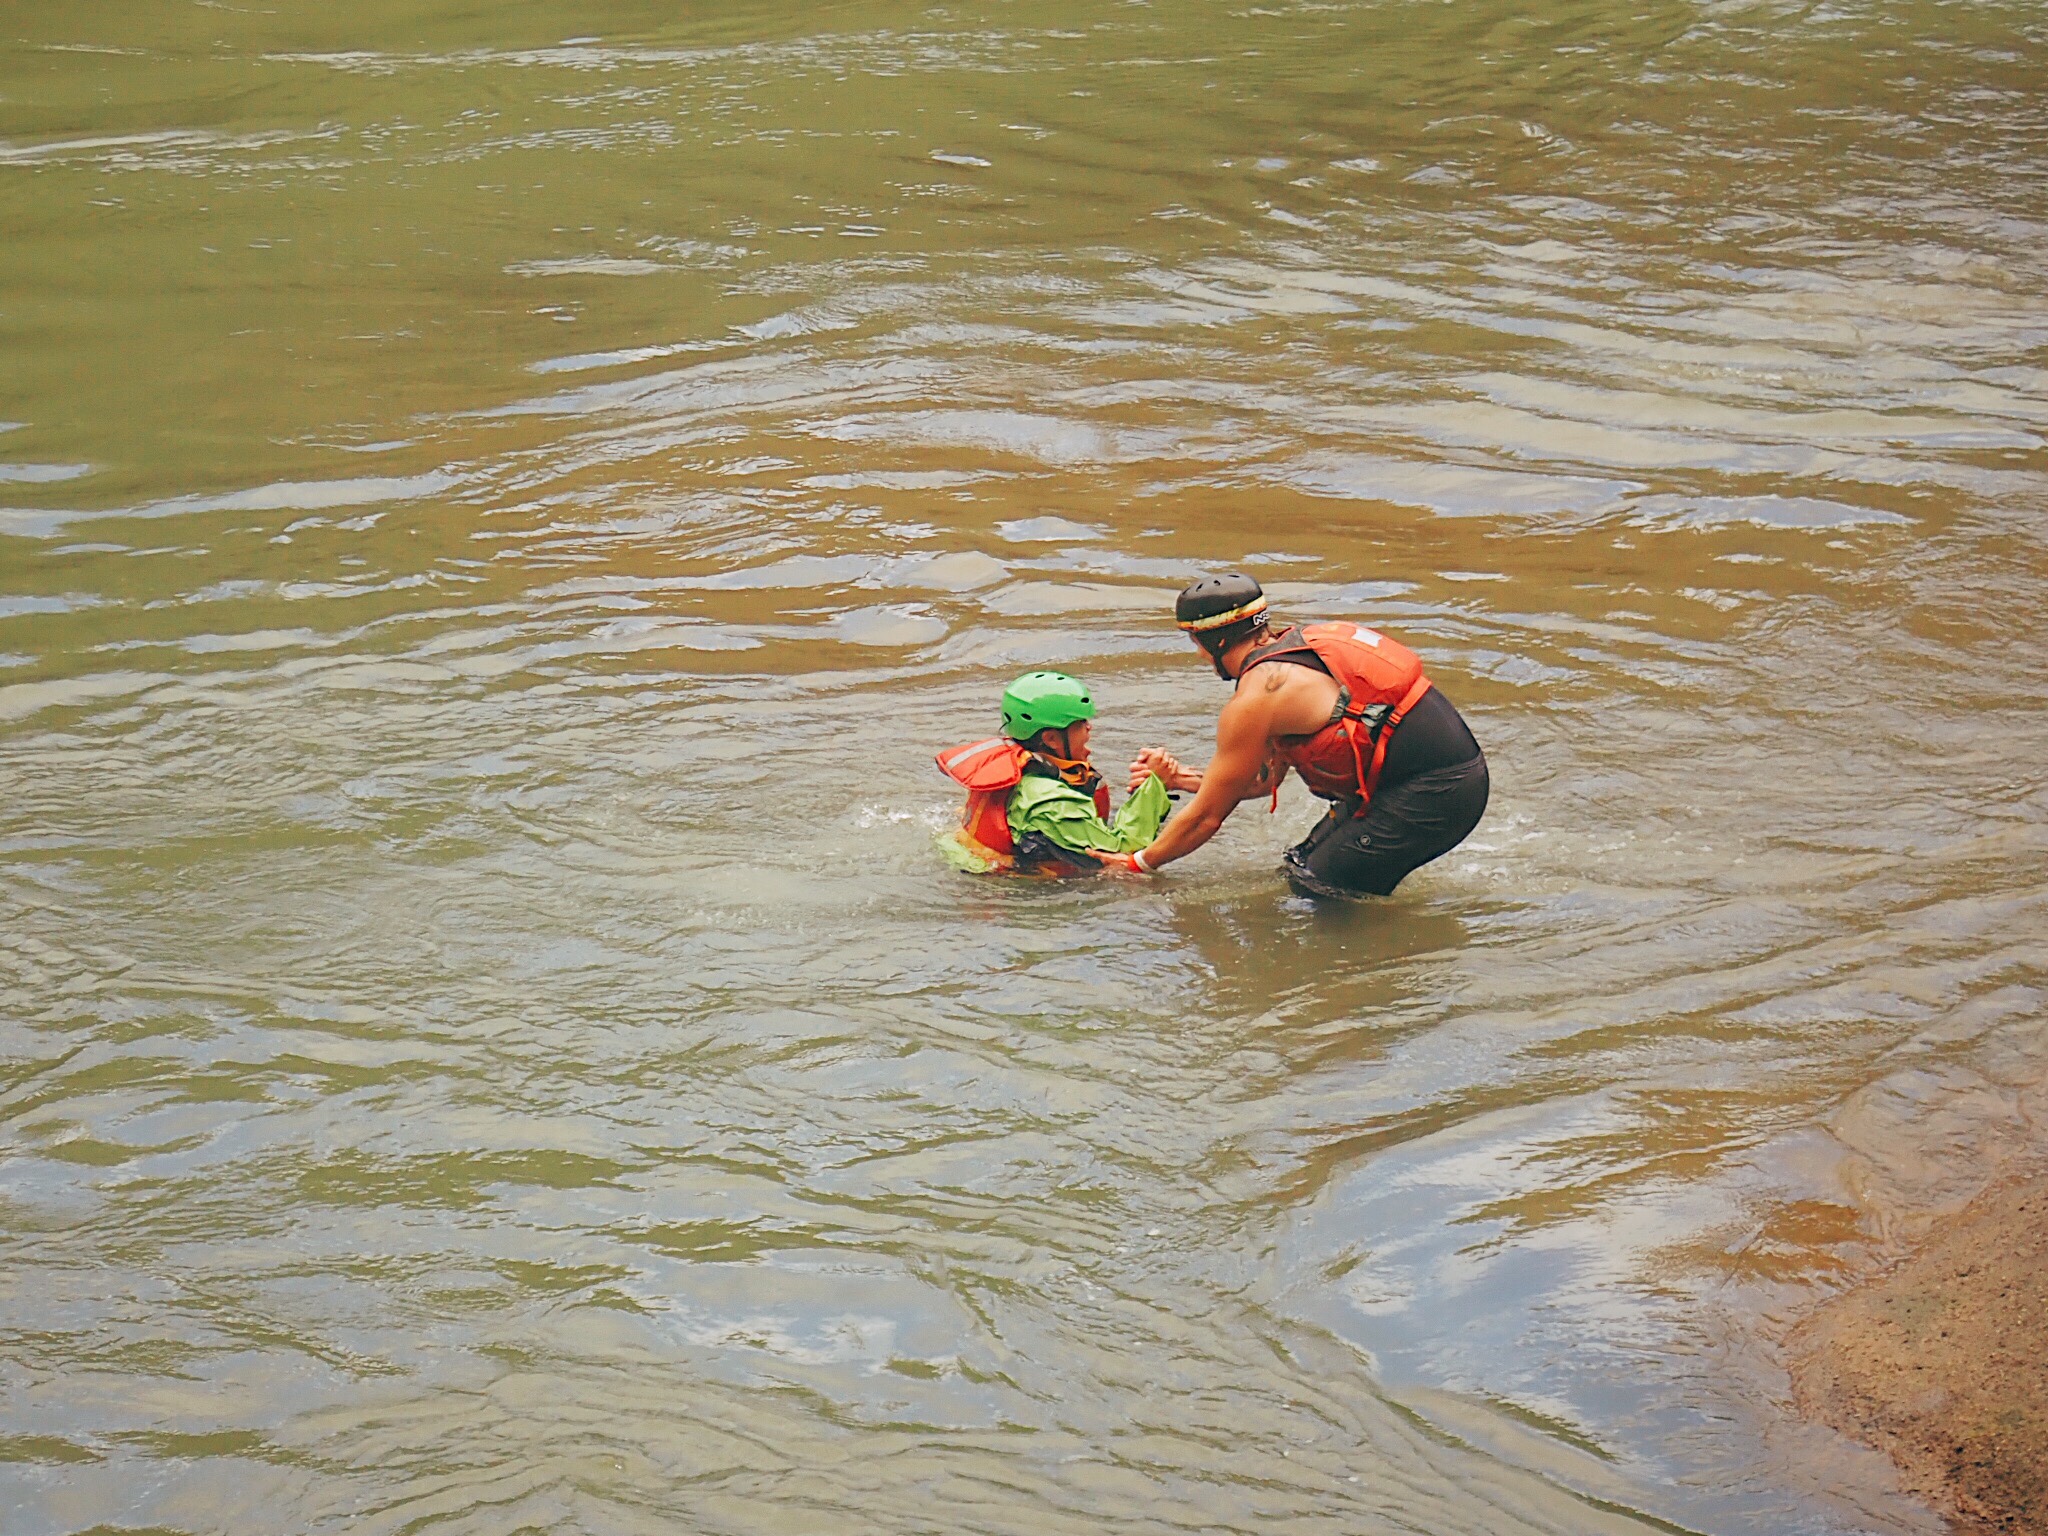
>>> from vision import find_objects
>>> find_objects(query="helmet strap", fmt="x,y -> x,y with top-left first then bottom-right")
1201,617 -> 1267,680
1034,724 -> 1080,760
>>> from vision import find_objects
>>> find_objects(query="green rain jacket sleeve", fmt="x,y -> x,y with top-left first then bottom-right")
1007,772 -> 1171,855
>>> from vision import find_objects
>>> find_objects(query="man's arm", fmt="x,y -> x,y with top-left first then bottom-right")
1129,746 -> 1284,802
1127,694 -> 1277,870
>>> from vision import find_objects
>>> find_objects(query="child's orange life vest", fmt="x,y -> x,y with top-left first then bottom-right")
936,737 -> 1112,856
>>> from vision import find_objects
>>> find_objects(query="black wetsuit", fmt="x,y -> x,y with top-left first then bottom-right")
1263,655 -> 1490,899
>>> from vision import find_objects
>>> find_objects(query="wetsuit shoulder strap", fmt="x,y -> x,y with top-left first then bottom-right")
1239,625 -> 1331,676
1355,673 -> 1436,812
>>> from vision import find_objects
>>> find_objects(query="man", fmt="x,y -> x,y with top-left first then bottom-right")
935,669 -> 1171,877
1104,574 -> 1488,898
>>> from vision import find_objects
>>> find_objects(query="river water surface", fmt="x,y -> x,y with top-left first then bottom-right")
5,3 -> 2047,1533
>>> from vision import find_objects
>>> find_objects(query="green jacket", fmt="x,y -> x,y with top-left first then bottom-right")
1009,771 -> 1171,856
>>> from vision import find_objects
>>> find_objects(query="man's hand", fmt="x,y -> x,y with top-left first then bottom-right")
1129,747 -> 1198,793
1089,850 -> 1152,876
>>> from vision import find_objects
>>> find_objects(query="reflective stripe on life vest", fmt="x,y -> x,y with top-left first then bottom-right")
937,736 -> 1027,791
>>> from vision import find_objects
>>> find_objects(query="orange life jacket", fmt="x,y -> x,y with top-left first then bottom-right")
936,737 -> 1028,857
935,736 -> 1111,860
1242,622 -> 1433,812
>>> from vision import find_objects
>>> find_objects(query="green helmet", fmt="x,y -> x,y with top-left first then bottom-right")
1001,670 -> 1095,740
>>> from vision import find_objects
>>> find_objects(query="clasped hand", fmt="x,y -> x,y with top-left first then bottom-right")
1128,747 -> 1199,794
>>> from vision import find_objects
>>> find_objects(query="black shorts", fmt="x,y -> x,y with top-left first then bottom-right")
1281,754 -> 1489,899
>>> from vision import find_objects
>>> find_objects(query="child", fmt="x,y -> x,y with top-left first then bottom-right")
936,671 -> 1170,876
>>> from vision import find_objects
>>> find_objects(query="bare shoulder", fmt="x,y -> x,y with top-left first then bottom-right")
1237,660 -> 1341,736
1220,668 -> 1296,738
1216,679 -> 1273,738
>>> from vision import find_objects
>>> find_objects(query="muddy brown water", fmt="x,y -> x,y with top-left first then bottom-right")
4,3 -> 2046,1533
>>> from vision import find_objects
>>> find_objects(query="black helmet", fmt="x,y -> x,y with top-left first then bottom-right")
1175,573 -> 1268,633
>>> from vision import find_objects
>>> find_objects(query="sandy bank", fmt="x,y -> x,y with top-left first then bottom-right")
1792,1165 -> 2048,1535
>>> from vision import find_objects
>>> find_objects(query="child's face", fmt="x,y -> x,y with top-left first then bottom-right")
1062,720 -> 1092,761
